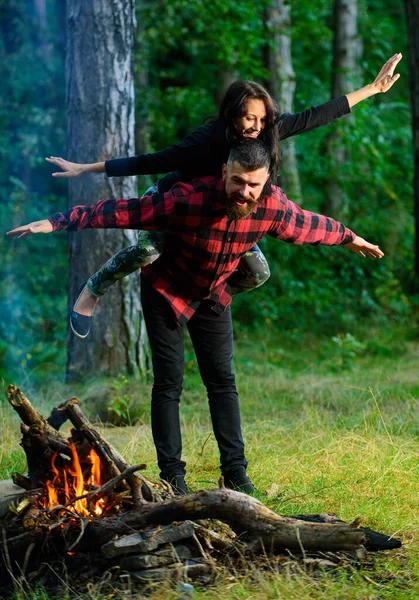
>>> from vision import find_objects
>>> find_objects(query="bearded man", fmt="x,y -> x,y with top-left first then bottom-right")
8,139 -> 383,495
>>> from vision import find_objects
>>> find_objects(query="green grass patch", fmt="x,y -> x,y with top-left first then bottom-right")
1,323 -> 419,598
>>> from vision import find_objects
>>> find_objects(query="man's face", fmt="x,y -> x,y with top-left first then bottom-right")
223,161 -> 269,220
235,98 -> 266,139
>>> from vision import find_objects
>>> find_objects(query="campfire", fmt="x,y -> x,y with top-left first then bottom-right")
41,444 -> 106,516
0,384 -> 402,597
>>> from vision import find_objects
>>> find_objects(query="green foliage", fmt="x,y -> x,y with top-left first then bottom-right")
322,332 -> 367,371
76,374 -> 151,427
0,0 -> 416,382
106,375 -> 135,426
108,394 -> 131,425
139,0 -> 414,338
137,0 -> 270,150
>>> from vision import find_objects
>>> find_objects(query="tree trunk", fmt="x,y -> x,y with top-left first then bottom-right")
323,0 -> 361,215
264,0 -> 302,202
33,0 -> 47,28
133,8 -> 155,195
32,0 -> 52,71
405,0 -> 419,285
134,8 -> 150,157
213,69 -> 238,107
66,0 -> 149,380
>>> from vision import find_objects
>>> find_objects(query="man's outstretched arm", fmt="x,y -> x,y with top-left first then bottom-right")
7,191 -> 178,239
269,191 -> 384,258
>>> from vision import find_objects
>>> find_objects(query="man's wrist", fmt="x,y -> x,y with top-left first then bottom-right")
47,217 -> 57,232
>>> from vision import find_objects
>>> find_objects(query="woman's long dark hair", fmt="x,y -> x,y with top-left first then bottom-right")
214,80 -> 280,182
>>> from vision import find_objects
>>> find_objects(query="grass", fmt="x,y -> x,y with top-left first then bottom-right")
1,322 -> 419,598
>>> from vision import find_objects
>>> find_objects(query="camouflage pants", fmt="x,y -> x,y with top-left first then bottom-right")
87,182 -> 270,297
87,230 -> 166,297
87,232 -> 270,297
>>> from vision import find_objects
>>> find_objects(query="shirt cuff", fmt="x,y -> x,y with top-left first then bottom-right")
105,157 -> 139,177
337,94 -> 351,115
48,215 -> 62,232
341,229 -> 356,244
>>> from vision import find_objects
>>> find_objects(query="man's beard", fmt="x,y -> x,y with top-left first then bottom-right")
225,193 -> 258,220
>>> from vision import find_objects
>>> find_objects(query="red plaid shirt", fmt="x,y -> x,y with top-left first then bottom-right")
49,176 -> 355,324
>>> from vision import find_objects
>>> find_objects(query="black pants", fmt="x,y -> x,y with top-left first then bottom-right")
141,277 -> 247,478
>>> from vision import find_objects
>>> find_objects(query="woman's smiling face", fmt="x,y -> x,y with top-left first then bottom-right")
235,98 -> 267,139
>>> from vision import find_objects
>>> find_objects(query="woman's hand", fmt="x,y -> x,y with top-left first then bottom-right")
6,219 -> 53,239
346,54 -> 402,108
344,236 -> 384,259
45,157 -> 106,177
371,53 -> 402,93
45,156 -> 86,177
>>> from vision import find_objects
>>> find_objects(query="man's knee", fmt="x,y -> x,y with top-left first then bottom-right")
200,364 -> 236,391
151,379 -> 183,405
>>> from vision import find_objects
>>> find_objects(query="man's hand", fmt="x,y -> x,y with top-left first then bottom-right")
45,156 -> 85,178
371,53 -> 402,93
345,236 -> 384,259
6,219 -> 53,239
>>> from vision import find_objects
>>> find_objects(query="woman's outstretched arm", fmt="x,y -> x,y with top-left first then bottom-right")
278,53 -> 402,140
45,157 -> 105,178
345,53 -> 402,108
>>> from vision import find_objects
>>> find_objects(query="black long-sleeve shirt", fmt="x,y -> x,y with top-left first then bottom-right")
105,95 -> 350,187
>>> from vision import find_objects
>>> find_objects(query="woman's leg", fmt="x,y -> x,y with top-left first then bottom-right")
70,230 -> 165,340
73,181 -> 162,309
87,231 -> 165,297
70,184 -> 165,337
227,244 -> 270,295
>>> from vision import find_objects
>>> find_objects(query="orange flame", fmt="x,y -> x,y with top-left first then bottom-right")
43,443 -> 106,517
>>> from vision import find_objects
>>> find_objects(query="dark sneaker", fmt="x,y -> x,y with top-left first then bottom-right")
70,282 -> 96,339
161,474 -> 190,496
70,311 -> 92,339
223,467 -> 256,494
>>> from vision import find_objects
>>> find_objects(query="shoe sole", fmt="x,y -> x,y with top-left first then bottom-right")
70,282 -> 97,339
70,315 -> 89,339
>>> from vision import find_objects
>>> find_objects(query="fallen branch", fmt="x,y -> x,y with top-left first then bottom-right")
76,488 -> 366,553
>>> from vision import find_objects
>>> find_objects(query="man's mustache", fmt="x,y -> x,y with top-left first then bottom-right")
229,193 -> 253,202
228,194 -> 258,208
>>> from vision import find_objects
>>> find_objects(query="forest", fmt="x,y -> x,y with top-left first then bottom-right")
1,1 -> 419,597
0,0 -> 417,383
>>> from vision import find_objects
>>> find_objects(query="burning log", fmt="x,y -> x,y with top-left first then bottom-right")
11,473 -> 36,491
6,385 -> 68,443
59,397 -> 159,504
75,486 -> 366,553
0,384 -> 402,595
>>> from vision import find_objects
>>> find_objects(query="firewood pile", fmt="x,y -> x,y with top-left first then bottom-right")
0,385 -> 402,597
